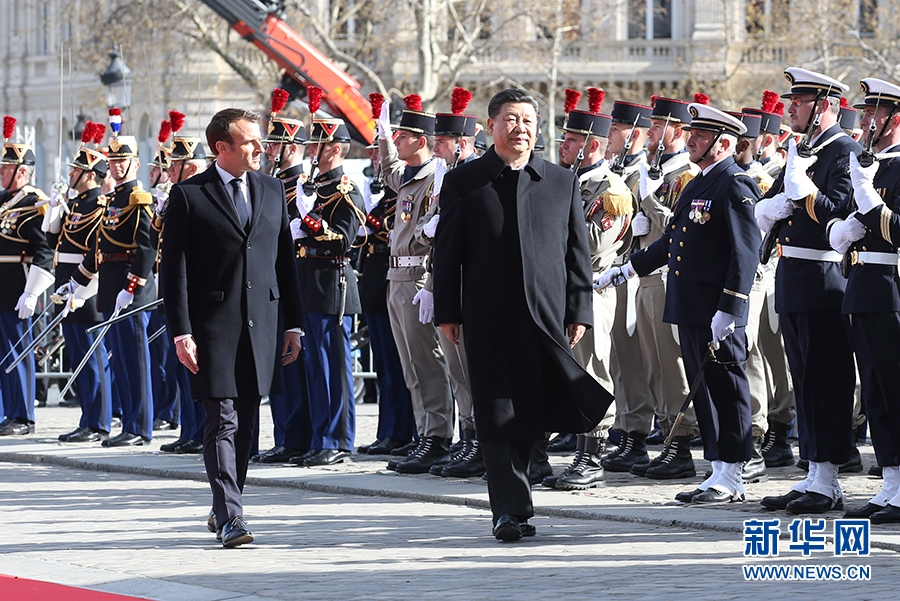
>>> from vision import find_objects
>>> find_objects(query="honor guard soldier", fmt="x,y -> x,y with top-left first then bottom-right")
0,116 -> 54,435
50,123 -> 113,443
628,95 -> 699,479
474,124 -> 487,157
289,104 -> 365,466
254,89 -> 313,464
756,68 -> 861,513
603,100 -> 658,472
70,115 -> 157,447
839,98 -> 862,140
415,87 -> 483,478
376,94 -> 455,473
833,78 -> 900,523
547,88 -> 632,490
598,103 -> 761,503
745,91 -> 788,178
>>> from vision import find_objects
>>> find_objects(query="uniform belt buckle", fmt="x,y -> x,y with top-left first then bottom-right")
298,246 -> 308,258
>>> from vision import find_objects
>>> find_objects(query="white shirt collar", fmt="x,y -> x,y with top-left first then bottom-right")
215,162 -> 247,188
701,154 -> 729,176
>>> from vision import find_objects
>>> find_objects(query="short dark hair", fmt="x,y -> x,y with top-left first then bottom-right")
488,89 -> 540,120
206,108 -> 261,154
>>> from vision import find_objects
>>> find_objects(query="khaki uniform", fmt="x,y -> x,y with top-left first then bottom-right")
380,137 -> 454,439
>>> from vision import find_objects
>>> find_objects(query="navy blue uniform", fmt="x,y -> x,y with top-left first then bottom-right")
631,156 -> 761,462
763,125 -> 860,465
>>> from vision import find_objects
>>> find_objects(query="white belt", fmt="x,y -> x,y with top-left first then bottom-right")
390,255 -> 427,268
0,255 -> 31,264
856,251 -> 900,266
56,252 -> 85,264
780,245 -> 842,262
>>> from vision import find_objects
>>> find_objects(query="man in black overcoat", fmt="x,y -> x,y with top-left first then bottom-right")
160,108 -> 304,548
433,89 -> 613,541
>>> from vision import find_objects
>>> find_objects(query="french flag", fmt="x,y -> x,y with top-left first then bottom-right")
109,108 -> 122,135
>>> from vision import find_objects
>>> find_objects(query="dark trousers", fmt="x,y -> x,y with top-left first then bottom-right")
106,311 -> 154,439
203,396 -> 261,529
366,311 -> 413,442
149,312 -> 178,424
852,312 -> 900,467
678,325 -> 753,463
303,313 -> 355,450
63,321 -> 112,433
268,309 -> 311,450
481,439 -> 538,523
0,311 -> 35,422
781,310 -> 855,464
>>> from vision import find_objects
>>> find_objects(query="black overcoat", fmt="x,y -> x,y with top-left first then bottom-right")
432,147 -> 613,440
159,166 -> 304,399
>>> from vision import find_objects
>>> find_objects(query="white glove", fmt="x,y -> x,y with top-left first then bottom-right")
849,153 -> 884,214
760,192 -> 794,220
49,187 -> 64,207
357,224 -> 371,237
54,281 -> 74,299
432,159 -> 448,197
594,261 -> 637,290
710,310 -> 736,350
41,202 -> 63,233
378,101 -> 391,140
62,283 -> 91,317
783,138 -> 819,200
15,293 -> 37,320
289,218 -> 307,240
411,288 -> 434,324
631,211 -> 651,236
363,181 -> 381,214
638,162 -> 664,200
155,188 -> 169,214
296,191 -> 316,219
828,213 -> 866,254
115,289 -> 134,313
423,213 -> 440,239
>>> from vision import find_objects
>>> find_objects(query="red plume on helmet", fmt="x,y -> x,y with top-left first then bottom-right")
587,88 -> 605,113
80,122 -> 95,145
157,120 -> 172,145
169,111 -> 186,134
307,86 -> 324,115
451,87 -> 473,115
650,95 -> 659,108
774,102 -> 785,116
92,123 -> 106,146
369,93 -> 385,120
404,94 -> 423,112
693,93 -> 710,105
271,88 -> 290,117
761,90 -> 779,113
564,89 -> 581,114
3,115 -> 15,142
840,97 -> 849,108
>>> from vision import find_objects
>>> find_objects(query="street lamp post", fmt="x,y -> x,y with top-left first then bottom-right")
99,49 -> 133,110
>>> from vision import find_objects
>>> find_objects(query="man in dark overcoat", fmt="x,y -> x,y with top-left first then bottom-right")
433,89 -> 613,541
160,108 -> 304,548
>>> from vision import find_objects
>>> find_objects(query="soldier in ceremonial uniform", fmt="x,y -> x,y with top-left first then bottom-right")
839,99 -> 861,140
376,95 -> 454,473
628,96 -> 699,479
50,123 -> 113,443
544,89 -> 631,490
745,91 -> 787,178
603,100 -> 658,472
598,103 -> 761,504
832,78 -> 900,523
254,94 -> 313,464
0,116 -> 54,435
289,115 -> 364,466
756,68 -> 860,513
69,122 -> 157,447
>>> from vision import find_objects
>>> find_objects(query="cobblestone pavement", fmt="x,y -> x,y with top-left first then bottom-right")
0,401 -> 897,600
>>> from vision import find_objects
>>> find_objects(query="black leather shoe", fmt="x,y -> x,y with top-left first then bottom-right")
839,446 -> 863,473
785,492 -> 843,514
761,489 -> 804,510
547,433 -> 577,453
390,440 -> 418,456
368,438 -> 409,456
645,427 -> 664,445
304,449 -> 351,466
742,436 -> 769,484
692,488 -> 744,504
0,419 -> 34,436
153,418 -> 178,431
529,459 -> 553,485
395,437 -> 450,473
58,397 -> 80,408
221,516 -> 253,548
176,439 -> 203,454
762,421 -> 794,467
555,437 -> 606,490
796,458 -> 809,471
111,416 -> 122,429
442,441 -> 486,478
102,432 -> 148,447
288,449 -> 319,465
844,503 -> 885,518
160,438 -> 189,453
207,510 -> 216,533
257,445 -> 305,463
520,522 -> 536,537
603,432 -> 650,472
869,465 -> 883,478
59,426 -> 88,442
645,436 -> 695,479
65,427 -> 106,443
870,504 -> 900,524
675,488 -> 704,503
358,439 -> 382,454
493,515 -> 523,541
630,446 -> 667,476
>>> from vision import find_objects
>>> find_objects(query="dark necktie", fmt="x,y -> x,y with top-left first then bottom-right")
230,178 -> 251,228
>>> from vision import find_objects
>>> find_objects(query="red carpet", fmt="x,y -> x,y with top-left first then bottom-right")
0,574 -> 151,600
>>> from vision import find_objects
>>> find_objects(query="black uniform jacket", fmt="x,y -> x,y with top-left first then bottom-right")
54,186 -> 105,323
433,147 -> 612,440
160,165 -> 304,399
0,185 -> 53,312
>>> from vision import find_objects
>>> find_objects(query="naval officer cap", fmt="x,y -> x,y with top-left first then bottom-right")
853,77 -> 900,110
683,103 -> 747,137
781,67 -> 849,98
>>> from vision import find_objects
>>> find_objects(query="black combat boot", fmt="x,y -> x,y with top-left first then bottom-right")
542,436 -> 584,488
555,436 -> 606,490
395,436 -> 452,474
603,431 -> 650,472
761,420 -> 794,467
645,436 -> 696,479
742,436 -> 769,483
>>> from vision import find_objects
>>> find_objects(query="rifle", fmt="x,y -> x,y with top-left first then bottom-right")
648,114 -> 671,179
611,114 -> 641,176
570,121 -> 595,173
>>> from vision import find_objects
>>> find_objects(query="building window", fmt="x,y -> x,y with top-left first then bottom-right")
859,0 -> 877,36
629,0 -> 671,39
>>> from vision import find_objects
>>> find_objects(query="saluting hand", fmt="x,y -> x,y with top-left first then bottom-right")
175,335 -> 200,374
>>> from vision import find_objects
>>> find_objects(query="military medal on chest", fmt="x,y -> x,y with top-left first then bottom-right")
104,206 -> 123,229
1,211 -> 19,235
689,199 -> 712,224
401,194 -> 414,223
